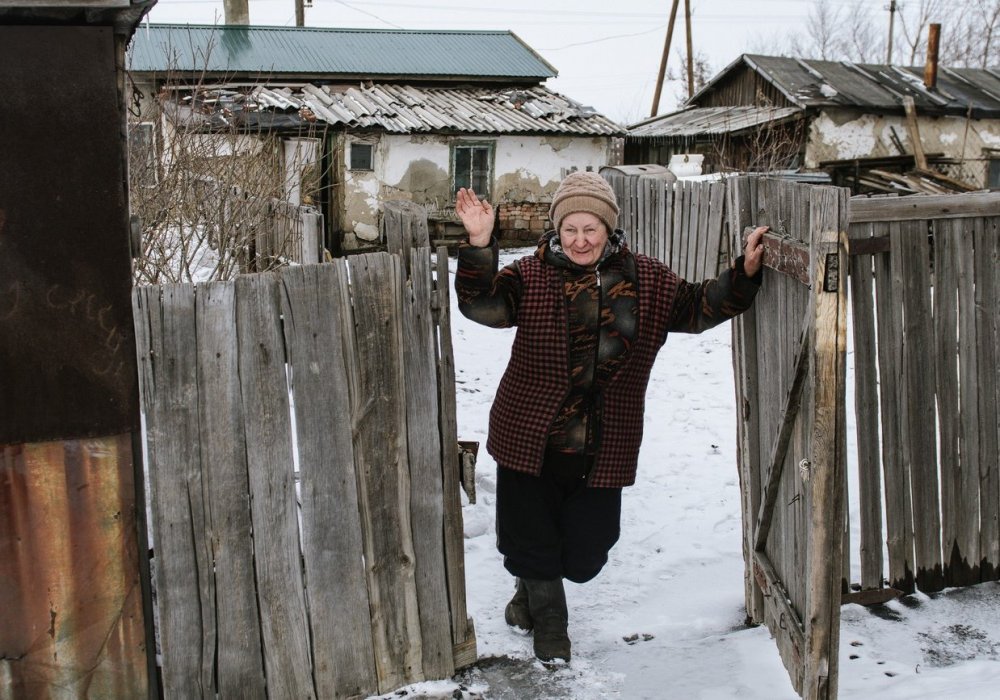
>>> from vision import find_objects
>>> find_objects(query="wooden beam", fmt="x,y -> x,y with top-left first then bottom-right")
849,191 -> 1000,222
902,96 -> 928,171
747,229 -> 811,285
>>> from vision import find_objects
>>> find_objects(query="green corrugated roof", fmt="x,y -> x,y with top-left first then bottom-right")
128,24 -> 557,81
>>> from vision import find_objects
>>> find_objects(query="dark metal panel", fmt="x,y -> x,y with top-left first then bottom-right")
0,25 -> 139,444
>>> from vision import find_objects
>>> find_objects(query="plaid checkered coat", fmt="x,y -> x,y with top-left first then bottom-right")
456,236 -> 760,488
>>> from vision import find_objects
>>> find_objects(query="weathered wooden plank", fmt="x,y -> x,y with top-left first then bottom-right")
846,223 -> 884,591
234,274 -> 316,699
686,182 -> 704,281
804,186 -> 847,700
705,181 -> 726,277
933,219 -> 974,586
345,253 -> 424,692
849,191 -> 1000,223
436,247 -> 475,659
194,282 -> 266,698
896,219 -> 943,592
136,284 -> 212,699
753,309 -> 812,552
403,249 -> 456,681
877,221 -> 915,593
974,217 -> 1000,581
279,263 -> 378,699
728,176 -> 765,623
661,178 -> 673,266
674,181 -> 687,275
696,182 -> 713,279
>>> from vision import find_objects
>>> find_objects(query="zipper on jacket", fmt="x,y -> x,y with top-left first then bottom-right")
583,267 -> 603,486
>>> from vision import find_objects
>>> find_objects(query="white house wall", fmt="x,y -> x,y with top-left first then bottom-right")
339,132 -> 611,244
806,108 -> 1000,185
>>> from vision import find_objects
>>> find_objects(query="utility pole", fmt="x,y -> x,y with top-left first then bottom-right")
223,0 -> 250,25
886,0 -> 897,64
295,0 -> 305,27
684,0 -> 694,99
650,0 -> 682,118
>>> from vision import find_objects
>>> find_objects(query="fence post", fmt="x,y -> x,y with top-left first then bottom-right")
803,186 -> 848,700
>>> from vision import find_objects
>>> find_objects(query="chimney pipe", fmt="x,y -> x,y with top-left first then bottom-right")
924,23 -> 941,90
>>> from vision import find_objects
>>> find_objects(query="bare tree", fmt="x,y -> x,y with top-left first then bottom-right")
128,35 -> 327,285
896,0 -> 948,64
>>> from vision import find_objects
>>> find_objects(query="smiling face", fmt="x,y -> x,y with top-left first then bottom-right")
559,211 -> 609,267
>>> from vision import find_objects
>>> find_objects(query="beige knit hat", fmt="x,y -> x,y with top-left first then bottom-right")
549,171 -> 620,232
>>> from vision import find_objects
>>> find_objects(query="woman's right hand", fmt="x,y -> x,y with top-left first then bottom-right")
455,188 -> 495,247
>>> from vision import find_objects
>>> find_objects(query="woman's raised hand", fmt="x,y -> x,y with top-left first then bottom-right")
455,188 -> 495,247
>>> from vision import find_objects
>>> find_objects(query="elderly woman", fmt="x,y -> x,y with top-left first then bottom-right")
454,171 -> 765,664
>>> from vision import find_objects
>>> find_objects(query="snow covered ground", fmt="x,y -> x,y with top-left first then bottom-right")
372,248 -> 1000,699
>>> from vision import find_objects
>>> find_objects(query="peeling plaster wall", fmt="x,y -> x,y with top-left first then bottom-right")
338,131 -> 611,248
806,108 -> 1000,185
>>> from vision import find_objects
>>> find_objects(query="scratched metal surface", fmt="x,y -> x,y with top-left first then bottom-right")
0,26 -> 139,444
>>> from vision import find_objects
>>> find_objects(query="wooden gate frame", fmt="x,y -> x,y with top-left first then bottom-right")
731,179 -> 849,699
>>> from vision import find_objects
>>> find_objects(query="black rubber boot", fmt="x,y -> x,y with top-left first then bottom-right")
523,577 -> 571,663
504,578 -> 533,632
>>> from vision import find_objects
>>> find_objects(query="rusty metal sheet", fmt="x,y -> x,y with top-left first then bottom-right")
0,434 -> 148,698
0,26 -> 139,444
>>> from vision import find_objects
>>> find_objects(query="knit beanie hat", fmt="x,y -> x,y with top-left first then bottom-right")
549,171 -> 620,232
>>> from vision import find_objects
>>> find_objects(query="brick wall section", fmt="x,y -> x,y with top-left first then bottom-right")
498,201 -> 551,245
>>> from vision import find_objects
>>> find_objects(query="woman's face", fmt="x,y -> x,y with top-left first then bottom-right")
559,212 -> 609,267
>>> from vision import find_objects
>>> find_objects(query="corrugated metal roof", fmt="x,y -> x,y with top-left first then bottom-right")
128,24 -> 556,81
627,106 -> 802,138
692,54 -> 1000,117
165,82 -> 623,135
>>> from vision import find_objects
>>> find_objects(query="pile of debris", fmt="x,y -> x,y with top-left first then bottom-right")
820,153 -> 977,195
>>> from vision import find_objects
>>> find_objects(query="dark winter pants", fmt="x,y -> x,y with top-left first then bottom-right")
496,451 -> 622,583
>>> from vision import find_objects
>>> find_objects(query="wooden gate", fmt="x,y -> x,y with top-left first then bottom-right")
729,177 -> 849,699
132,247 -> 475,698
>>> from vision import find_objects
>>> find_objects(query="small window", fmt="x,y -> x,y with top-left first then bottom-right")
453,143 -> 493,199
350,143 -> 373,171
989,158 -> 1000,189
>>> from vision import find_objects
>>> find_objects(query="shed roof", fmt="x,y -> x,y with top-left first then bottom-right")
692,54 -> 1000,118
628,106 -> 802,138
128,24 -> 557,82
165,82 -> 623,136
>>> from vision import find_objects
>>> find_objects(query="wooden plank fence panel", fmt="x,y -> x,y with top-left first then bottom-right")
194,282 -> 266,698
934,219 -> 975,586
849,191 -> 1000,222
403,249 -> 456,680
234,274 -> 316,699
345,254 -> 424,692
847,223 -> 884,591
877,221 -> 915,593
974,217 -> 1000,582
706,182 -> 726,278
662,179 -> 673,267
435,248 -> 475,662
280,263 -> 379,699
896,220 -> 943,592
674,181 -> 687,276
134,284 -> 213,699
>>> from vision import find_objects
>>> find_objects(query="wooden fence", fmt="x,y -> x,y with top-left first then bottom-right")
602,170 -> 729,280
847,192 -> 1000,595
132,245 -> 475,698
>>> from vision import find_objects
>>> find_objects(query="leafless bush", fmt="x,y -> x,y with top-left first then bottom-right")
127,34 -> 326,285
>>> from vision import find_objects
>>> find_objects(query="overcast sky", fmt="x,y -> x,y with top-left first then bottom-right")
141,0 -> 877,124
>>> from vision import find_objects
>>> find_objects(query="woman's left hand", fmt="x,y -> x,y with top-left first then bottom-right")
743,226 -> 768,277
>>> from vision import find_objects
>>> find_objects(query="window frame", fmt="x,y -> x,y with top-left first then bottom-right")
349,141 -> 374,172
450,140 -> 495,201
